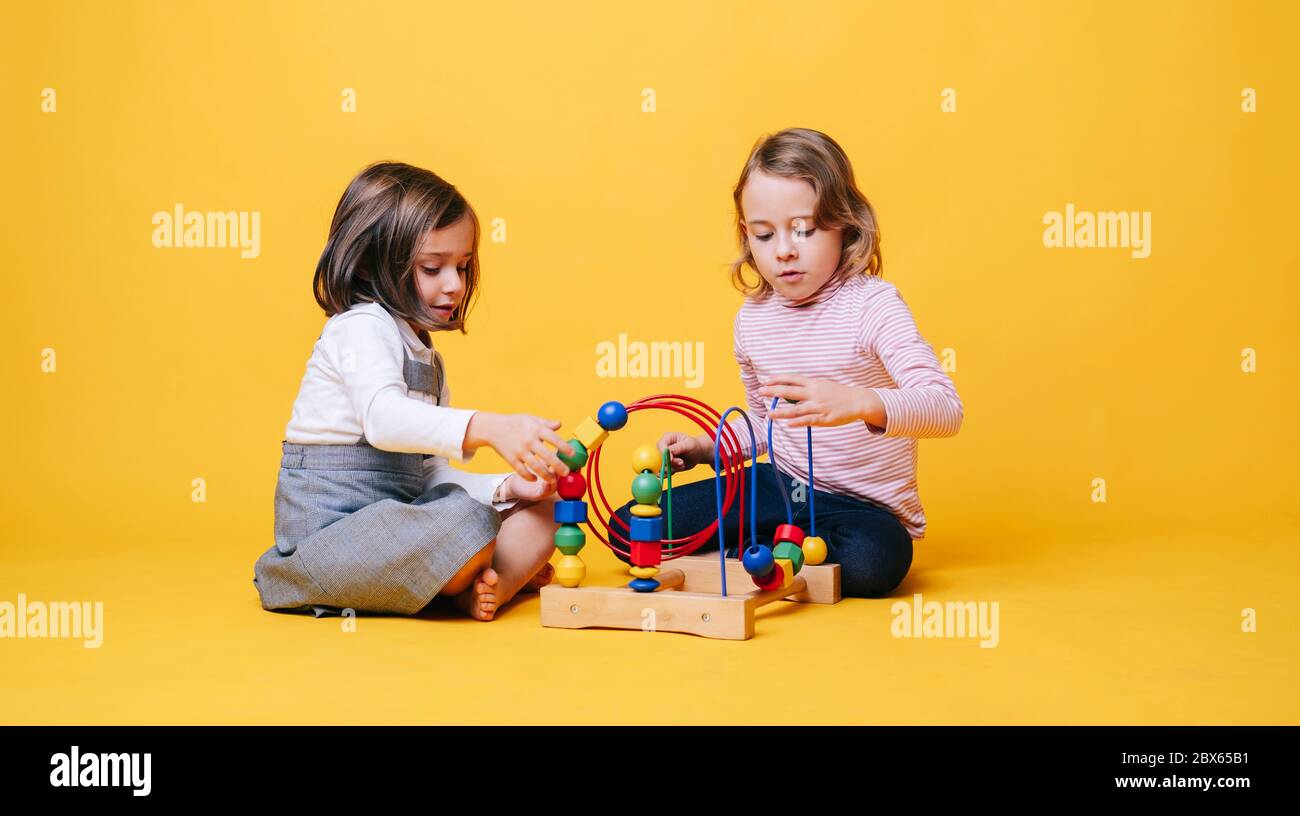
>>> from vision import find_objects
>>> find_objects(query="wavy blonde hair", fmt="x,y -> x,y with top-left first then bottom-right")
730,128 -> 883,298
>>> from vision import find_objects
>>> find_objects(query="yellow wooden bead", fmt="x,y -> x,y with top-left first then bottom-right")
801,535 -> 828,565
631,444 -> 661,474
629,504 -> 662,518
629,565 -> 660,579
775,558 -> 796,589
574,416 -> 609,453
555,555 -> 586,587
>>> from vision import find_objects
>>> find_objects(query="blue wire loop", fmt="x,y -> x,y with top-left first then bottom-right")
713,408 -> 759,597
767,396 -> 793,524
766,396 -> 818,536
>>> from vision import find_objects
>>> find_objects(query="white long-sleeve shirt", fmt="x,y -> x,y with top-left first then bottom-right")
284,301 -> 516,511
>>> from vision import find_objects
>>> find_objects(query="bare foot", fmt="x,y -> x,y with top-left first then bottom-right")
452,567 -> 499,620
520,563 -> 555,593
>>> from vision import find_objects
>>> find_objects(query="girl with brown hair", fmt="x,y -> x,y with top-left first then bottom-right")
254,161 -> 566,621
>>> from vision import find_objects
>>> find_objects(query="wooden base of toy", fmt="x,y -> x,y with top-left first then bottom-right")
540,555 -> 841,640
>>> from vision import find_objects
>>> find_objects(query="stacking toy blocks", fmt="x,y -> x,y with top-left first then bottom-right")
627,444 -> 665,592
552,401 -> 627,588
539,394 -> 842,640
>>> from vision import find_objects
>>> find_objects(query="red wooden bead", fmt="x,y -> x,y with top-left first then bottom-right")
752,562 -> 785,591
773,524 -> 805,546
557,472 -> 587,500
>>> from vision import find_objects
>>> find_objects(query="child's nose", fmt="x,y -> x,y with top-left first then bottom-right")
777,235 -> 799,261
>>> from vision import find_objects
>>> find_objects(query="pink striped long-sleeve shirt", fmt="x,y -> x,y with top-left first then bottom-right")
721,273 -> 962,540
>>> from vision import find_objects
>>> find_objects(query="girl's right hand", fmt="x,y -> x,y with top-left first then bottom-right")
657,432 -> 713,473
466,413 -> 574,482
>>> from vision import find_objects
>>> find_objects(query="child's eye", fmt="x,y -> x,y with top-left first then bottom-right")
754,233 -> 774,242
795,228 -> 816,239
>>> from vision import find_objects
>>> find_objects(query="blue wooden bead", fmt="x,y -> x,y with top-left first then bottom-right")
553,500 -> 588,525
597,401 -> 628,431
629,515 -> 663,542
628,577 -> 660,593
742,544 -> 775,577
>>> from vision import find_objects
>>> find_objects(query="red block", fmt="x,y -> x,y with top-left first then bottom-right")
630,540 -> 662,567
774,523 -> 805,546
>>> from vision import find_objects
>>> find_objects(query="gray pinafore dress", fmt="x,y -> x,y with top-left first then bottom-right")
253,345 -> 500,617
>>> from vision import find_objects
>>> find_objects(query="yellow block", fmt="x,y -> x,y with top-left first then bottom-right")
574,416 -> 609,452
630,504 -> 662,517
629,565 -> 660,579
775,558 -> 795,589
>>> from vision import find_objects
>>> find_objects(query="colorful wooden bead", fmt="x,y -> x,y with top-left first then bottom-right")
554,500 -> 588,524
555,555 -> 586,587
774,558 -> 796,589
773,540 -> 805,574
629,565 -> 660,579
631,444 -> 660,474
628,577 -> 660,593
742,544 -> 775,577
630,540 -> 662,567
752,561 -> 784,591
774,523 -> 805,546
574,416 -> 609,452
553,524 -> 585,555
801,535 -> 828,565
597,401 -> 628,431
629,504 -> 662,518
557,439 -> 588,470
557,472 -> 586,500
630,472 -> 662,504
629,515 -> 663,542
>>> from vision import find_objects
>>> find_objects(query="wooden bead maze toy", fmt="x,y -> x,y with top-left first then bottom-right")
540,394 -> 841,640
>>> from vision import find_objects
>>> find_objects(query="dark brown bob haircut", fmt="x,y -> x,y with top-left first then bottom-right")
313,161 -> 481,334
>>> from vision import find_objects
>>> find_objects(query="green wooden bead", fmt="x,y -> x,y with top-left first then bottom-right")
773,540 -> 805,573
554,524 -> 586,555
557,438 -> 588,470
630,472 -> 662,504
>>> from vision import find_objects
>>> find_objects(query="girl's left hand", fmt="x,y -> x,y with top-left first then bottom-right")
759,375 -> 881,428
502,472 -> 556,502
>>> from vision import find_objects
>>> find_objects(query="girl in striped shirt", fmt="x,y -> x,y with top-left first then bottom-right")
621,128 -> 963,598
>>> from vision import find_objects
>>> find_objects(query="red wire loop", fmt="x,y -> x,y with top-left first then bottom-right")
585,394 -> 748,562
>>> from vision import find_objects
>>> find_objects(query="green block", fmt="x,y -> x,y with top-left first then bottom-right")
558,438 -> 588,470
554,524 -> 586,555
773,540 -> 804,573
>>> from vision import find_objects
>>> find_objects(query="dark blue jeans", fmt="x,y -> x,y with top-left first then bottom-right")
613,462 -> 913,598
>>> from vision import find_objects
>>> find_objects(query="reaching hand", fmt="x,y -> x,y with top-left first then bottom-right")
466,412 -> 574,483
759,374 -> 880,428
657,431 -> 713,473
501,473 -> 556,502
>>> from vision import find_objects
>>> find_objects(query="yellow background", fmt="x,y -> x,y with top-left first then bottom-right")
2,0 -> 1296,724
